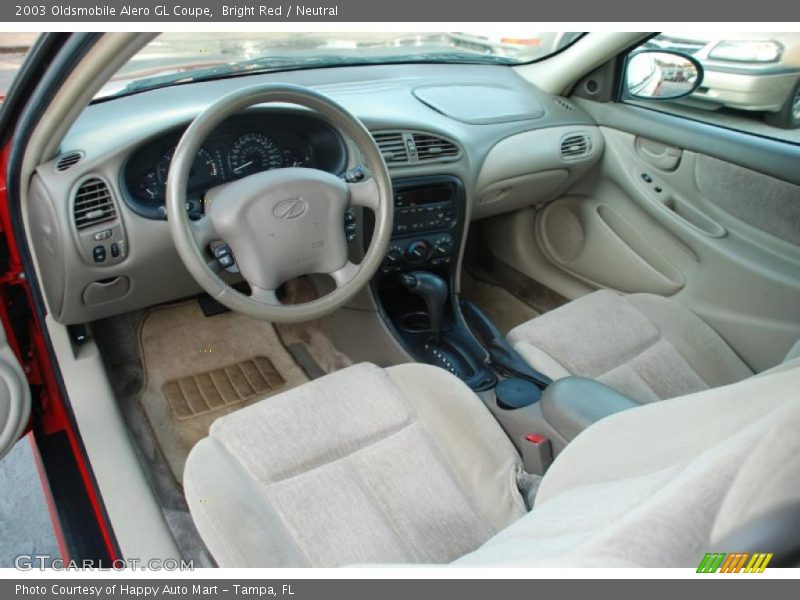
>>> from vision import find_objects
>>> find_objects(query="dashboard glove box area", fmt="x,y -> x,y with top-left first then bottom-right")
540,376 -> 638,441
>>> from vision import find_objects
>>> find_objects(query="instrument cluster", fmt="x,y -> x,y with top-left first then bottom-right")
122,111 -> 347,219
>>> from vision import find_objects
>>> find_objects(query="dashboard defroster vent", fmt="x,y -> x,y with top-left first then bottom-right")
73,177 -> 117,230
56,151 -> 83,171
560,133 -> 594,160
554,98 -> 575,111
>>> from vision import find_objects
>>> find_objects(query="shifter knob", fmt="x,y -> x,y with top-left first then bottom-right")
399,271 -> 448,344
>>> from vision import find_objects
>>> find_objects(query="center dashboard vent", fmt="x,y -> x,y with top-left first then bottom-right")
371,131 -> 461,165
560,133 -> 594,160
372,132 -> 409,163
73,177 -> 117,230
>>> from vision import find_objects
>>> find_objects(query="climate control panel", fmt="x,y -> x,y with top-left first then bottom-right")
380,233 -> 455,274
373,175 -> 464,277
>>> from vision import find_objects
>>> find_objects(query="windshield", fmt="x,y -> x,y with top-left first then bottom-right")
98,31 -> 583,100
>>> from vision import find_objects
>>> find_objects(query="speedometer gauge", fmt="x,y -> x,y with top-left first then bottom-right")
229,133 -> 282,178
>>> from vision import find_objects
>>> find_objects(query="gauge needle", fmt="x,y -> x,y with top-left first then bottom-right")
233,160 -> 254,173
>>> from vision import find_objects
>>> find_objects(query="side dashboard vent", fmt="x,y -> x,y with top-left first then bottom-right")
554,97 -> 575,111
73,177 -> 117,230
372,132 -> 409,164
560,133 -> 594,160
413,133 -> 460,162
56,151 -> 83,171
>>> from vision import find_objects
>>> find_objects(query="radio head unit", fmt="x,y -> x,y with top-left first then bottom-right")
392,182 -> 456,236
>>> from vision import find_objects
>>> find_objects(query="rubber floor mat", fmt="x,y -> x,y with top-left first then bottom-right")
162,356 -> 286,420
138,301 -> 308,482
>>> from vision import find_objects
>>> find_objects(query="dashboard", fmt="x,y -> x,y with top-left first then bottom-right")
31,63 -> 602,326
122,110 -> 348,219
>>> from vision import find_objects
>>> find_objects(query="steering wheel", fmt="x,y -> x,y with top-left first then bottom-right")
166,84 -> 393,322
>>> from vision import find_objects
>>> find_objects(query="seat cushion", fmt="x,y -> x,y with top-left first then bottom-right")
452,363 -> 800,567
183,362 -> 526,567
507,290 -> 753,403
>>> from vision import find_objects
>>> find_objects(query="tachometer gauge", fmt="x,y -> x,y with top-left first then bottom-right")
229,133 -> 282,178
157,146 -> 220,188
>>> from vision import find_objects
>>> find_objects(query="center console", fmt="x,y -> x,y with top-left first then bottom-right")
366,174 -> 637,476
369,175 -> 499,390
377,176 -> 461,277
369,175 -> 556,395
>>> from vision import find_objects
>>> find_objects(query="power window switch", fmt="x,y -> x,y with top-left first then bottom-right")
110,243 -> 120,258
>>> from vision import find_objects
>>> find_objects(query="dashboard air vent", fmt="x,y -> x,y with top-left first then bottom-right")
56,151 -> 83,171
560,133 -> 594,160
413,133 -> 460,162
372,132 -> 409,164
370,130 -> 461,165
73,177 -> 117,230
554,97 -> 575,111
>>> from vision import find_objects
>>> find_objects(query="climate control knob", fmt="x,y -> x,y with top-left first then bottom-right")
405,240 -> 431,263
434,235 -> 454,256
386,245 -> 404,263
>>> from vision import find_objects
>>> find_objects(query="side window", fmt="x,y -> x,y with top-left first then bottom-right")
623,32 -> 800,144
0,33 -> 39,103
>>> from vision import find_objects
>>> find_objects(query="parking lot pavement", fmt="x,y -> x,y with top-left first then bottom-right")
0,435 -> 60,568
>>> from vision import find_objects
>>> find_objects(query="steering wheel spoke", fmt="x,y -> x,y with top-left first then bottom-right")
190,215 -> 217,248
348,175 -> 380,211
328,260 -> 360,288
249,285 -> 281,306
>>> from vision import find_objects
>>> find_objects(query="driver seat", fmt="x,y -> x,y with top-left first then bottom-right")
184,360 -> 800,567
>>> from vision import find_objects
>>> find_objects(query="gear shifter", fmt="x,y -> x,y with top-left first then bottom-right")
399,271 -> 448,344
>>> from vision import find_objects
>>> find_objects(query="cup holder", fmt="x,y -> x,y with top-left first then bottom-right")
495,377 -> 542,410
399,311 -> 431,333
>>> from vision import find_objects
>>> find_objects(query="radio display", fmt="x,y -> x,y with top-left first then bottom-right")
395,184 -> 452,207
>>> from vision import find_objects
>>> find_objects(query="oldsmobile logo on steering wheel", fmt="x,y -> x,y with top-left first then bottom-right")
272,197 -> 308,220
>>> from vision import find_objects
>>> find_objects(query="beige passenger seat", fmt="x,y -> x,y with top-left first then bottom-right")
507,290 -> 757,404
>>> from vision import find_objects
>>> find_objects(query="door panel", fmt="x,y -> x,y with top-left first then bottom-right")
531,104 -> 800,372
634,136 -> 683,172
537,197 -> 687,295
0,325 -> 31,460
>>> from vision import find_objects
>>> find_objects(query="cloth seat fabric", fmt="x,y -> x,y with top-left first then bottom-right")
183,362 -> 527,567
453,361 -> 799,567
507,290 -> 754,403
184,355 -> 799,568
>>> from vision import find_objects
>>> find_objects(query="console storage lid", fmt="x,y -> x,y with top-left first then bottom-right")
540,376 -> 638,441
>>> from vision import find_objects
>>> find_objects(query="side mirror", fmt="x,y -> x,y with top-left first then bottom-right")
624,50 -> 704,100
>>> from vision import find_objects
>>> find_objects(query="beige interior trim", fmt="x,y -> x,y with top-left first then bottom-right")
45,316 -> 180,560
15,34 -> 183,557
0,326 -> 31,460
22,34 -> 155,316
513,33 -> 648,95
481,209 -> 595,301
